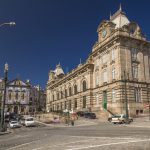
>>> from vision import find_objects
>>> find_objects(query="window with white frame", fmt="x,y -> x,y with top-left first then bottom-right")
134,87 -> 141,102
95,71 -> 99,86
95,59 -> 99,67
103,70 -> 107,82
95,94 -> 99,106
112,67 -> 115,80
112,89 -> 116,102
112,49 -> 115,61
102,54 -> 107,64
132,65 -> 138,79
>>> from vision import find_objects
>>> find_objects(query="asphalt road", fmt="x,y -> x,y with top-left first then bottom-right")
0,122 -> 150,150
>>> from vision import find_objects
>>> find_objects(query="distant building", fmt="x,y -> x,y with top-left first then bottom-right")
46,6 -> 150,118
0,78 -> 46,114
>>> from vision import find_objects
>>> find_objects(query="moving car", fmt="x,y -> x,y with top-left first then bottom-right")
25,117 -> 36,127
110,114 -> 133,124
9,120 -> 22,128
84,112 -> 96,119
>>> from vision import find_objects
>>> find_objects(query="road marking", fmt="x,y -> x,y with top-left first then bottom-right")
32,148 -> 42,150
5,140 -> 40,150
67,135 -> 134,140
48,139 -> 94,147
66,139 -> 150,150
129,125 -> 150,128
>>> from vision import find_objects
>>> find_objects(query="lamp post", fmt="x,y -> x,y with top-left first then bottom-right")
0,22 -> 15,132
0,63 -> 9,132
123,71 -> 129,123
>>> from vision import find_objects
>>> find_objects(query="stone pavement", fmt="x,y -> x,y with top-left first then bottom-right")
36,117 -> 99,128
0,130 -> 11,136
35,116 -> 150,128
128,116 -> 150,128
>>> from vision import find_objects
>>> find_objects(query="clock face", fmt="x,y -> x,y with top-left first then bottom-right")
102,29 -> 107,38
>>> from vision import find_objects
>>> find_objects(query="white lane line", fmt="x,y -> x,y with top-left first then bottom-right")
32,148 -> 42,150
6,140 -> 40,150
67,135 -> 134,140
66,139 -> 150,150
129,125 -> 150,128
48,139 -> 94,148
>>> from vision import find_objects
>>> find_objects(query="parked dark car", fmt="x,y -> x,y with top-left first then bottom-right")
84,112 -> 96,119
76,111 -> 85,117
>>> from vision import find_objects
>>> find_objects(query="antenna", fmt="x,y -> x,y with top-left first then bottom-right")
110,12 -> 112,20
80,58 -> 82,64
119,3 -> 122,11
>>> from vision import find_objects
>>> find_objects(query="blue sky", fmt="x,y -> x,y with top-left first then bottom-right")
0,0 -> 149,88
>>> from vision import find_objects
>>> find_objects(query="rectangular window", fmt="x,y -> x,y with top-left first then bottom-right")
64,101 -> 67,109
112,49 -> 115,61
74,99 -> 77,109
134,87 -> 141,102
132,65 -> 138,79
102,54 -> 107,64
96,94 -> 99,106
68,100 -> 71,110
131,48 -> 137,60
112,67 -> 115,80
103,70 -> 107,82
83,96 -> 86,108
95,71 -> 99,86
112,89 -> 116,102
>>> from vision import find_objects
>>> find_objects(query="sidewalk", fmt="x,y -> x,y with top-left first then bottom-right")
128,117 -> 150,128
0,130 -> 11,136
36,117 -> 99,128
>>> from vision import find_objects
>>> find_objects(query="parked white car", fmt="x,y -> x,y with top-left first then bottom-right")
25,117 -> 36,127
9,121 -> 22,128
110,114 -> 133,124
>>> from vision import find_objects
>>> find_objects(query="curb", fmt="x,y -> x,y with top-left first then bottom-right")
0,131 -> 11,136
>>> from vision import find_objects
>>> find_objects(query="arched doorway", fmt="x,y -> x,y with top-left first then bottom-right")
14,106 -> 18,114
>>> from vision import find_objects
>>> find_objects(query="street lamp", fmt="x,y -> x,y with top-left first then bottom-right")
0,22 -> 16,27
0,22 -> 15,132
0,63 -> 9,132
122,71 -> 129,123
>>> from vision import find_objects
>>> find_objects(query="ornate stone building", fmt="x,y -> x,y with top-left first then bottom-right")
0,78 -> 46,114
46,6 -> 150,118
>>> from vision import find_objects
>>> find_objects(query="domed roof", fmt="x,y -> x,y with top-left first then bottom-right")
54,63 -> 64,77
110,5 -> 130,28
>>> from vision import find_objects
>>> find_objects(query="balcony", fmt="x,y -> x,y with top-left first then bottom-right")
132,58 -> 140,64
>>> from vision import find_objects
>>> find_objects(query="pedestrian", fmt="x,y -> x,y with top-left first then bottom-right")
71,116 -> 74,126
71,120 -> 74,126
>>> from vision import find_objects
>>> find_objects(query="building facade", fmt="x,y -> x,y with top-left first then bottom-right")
46,6 -> 150,118
0,78 -> 46,115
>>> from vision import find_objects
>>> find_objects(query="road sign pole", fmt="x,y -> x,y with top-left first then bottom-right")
149,101 -> 150,121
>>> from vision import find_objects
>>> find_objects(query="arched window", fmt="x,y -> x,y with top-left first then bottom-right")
9,92 -> 11,100
21,92 -> 25,100
61,91 -> 63,99
83,80 -> 87,92
69,87 -> 72,96
65,89 -> 67,98
15,92 -> 18,100
74,85 -> 77,95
